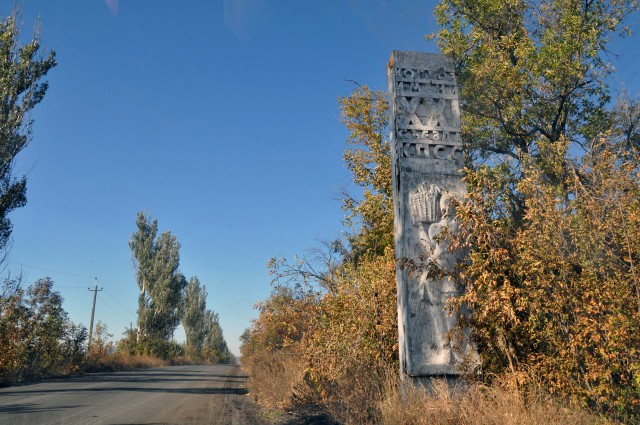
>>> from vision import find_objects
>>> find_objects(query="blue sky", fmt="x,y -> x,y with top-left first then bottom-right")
2,1 -> 639,356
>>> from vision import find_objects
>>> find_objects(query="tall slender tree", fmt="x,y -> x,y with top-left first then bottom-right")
0,10 -> 56,255
203,309 -> 233,363
129,212 -> 156,343
129,212 -> 186,347
181,276 -> 207,356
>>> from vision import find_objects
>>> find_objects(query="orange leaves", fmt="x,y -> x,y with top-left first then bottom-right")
453,141 -> 640,420
241,247 -> 399,423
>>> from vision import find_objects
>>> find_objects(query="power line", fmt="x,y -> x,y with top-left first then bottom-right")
9,261 -> 92,279
9,263 -> 135,313
88,278 -> 103,347
98,297 -> 127,318
102,289 -> 137,318
8,261 -> 139,324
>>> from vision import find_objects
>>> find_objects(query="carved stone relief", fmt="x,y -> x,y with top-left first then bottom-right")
388,51 -> 474,377
408,183 -> 441,225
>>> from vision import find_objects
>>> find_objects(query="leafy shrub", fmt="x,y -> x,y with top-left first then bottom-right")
0,277 -> 77,382
452,142 -> 640,420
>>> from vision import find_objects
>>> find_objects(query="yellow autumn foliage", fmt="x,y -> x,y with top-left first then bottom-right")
452,139 -> 640,419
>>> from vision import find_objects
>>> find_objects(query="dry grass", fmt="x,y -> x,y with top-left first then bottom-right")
0,353 -> 168,386
242,351 -> 613,424
168,356 -> 197,366
317,359 -> 387,424
83,352 -> 167,372
379,374 -> 613,425
242,350 -> 314,409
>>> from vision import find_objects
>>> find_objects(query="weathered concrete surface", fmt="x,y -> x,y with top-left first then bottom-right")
0,364 -> 264,425
388,51 -> 473,377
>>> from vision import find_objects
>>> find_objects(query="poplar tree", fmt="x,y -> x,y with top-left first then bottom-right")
0,10 -> 56,254
129,212 -> 186,349
203,309 -> 233,363
181,276 -> 207,356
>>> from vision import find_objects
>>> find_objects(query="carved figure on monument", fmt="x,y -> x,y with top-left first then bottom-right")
388,51 -> 473,377
408,182 -> 443,255
412,192 -> 466,366
427,193 -> 462,272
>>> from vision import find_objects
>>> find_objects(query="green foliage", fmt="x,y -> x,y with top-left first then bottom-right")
129,211 -> 186,347
89,320 -> 114,357
128,212 -> 232,363
242,87 -> 398,423
0,10 -> 55,252
435,0 -> 640,420
140,337 -> 184,360
202,309 -> 234,363
116,326 -> 138,355
181,276 -> 207,356
181,276 -> 233,363
435,0 -> 636,152
60,320 -> 88,368
339,86 -> 394,259
0,277 -> 85,381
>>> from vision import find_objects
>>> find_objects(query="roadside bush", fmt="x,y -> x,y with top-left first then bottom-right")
305,248 -> 397,423
83,352 -> 166,372
0,277 -> 77,382
452,141 -> 640,420
59,320 -> 88,373
88,320 -> 115,358
242,349 -> 312,409
0,279 -> 170,383
136,337 -> 184,360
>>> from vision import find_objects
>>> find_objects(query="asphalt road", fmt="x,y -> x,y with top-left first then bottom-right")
0,364 -> 264,425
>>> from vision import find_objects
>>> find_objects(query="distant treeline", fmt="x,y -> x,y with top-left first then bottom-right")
0,10 -> 233,384
0,211 -> 234,384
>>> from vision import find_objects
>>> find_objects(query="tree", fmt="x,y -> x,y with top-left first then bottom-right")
202,309 -> 233,363
129,212 -> 186,350
0,10 -> 56,254
60,320 -> 87,371
339,86 -> 393,261
0,277 -> 73,381
434,0 -> 640,419
88,320 -> 113,357
181,276 -> 207,357
434,0 -> 638,198
129,211 -> 155,343
0,274 -> 21,310
241,87 -> 398,421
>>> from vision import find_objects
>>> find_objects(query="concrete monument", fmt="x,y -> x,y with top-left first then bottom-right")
387,51 -> 472,377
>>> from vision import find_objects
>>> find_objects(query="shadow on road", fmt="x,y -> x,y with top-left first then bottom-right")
0,403 -> 85,414
0,386 -> 248,396
1,369 -> 246,391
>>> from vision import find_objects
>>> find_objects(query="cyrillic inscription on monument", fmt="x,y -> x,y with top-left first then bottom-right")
388,51 -> 473,377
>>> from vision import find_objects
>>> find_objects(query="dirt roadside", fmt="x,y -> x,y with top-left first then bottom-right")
234,368 -> 339,425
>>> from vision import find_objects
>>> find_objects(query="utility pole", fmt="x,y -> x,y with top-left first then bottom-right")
88,277 -> 103,348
